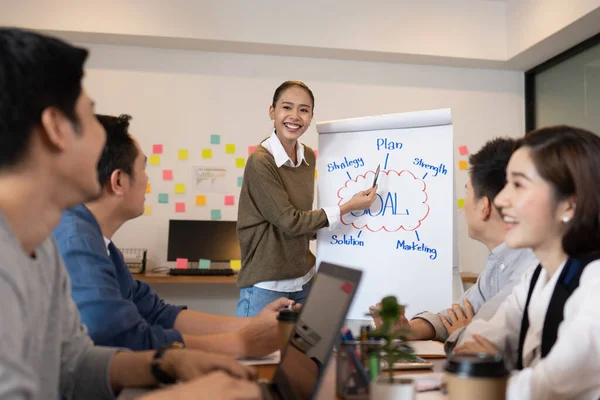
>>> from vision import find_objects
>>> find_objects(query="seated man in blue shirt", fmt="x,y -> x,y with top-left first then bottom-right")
54,114 -> 290,356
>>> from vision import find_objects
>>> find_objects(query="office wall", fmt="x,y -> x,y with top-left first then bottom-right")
81,43 -> 524,314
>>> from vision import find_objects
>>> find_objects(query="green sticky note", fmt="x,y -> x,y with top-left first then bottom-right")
237,177 -> 243,188
158,193 -> 169,204
210,135 -> 220,145
211,209 -> 222,220
199,259 -> 211,269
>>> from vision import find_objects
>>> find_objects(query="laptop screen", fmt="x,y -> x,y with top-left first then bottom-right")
272,262 -> 362,400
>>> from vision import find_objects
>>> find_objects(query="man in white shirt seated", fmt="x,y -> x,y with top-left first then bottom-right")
373,137 -> 538,352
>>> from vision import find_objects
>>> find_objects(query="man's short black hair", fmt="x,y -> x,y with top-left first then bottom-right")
468,137 -> 517,202
0,28 -> 88,169
96,114 -> 138,187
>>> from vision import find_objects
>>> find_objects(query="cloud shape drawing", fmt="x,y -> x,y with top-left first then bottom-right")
337,170 -> 429,232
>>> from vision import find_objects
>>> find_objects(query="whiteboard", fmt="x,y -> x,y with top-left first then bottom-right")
316,109 -> 453,319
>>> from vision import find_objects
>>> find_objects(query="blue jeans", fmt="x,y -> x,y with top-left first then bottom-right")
236,279 -> 313,317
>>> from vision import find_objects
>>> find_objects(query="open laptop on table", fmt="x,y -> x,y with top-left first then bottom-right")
260,262 -> 362,400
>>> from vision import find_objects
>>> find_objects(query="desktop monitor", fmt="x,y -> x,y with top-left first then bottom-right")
167,220 -> 240,262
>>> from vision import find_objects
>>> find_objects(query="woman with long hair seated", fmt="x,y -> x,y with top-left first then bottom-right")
455,126 -> 600,399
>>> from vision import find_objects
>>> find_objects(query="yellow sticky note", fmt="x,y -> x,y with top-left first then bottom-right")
225,144 -> 236,154
175,183 -> 186,194
458,160 -> 468,170
143,205 -> 152,216
457,198 -> 465,209
230,260 -> 241,271
314,169 -> 318,180
235,158 -> 246,168
202,149 -> 213,159
149,155 -> 161,165
178,149 -> 189,160
196,195 -> 206,206
146,183 -> 151,194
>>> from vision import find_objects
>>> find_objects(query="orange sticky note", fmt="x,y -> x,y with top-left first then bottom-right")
143,205 -> 152,216
175,202 -> 186,213
175,258 -> 188,269
146,183 -> 151,194
235,158 -> 246,168
202,149 -> 212,159
162,170 -> 173,180
175,183 -> 186,194
458,160 -> 468,170
457,198 -> 465,209
314,169 -> 318,180
230,260 -> 241,271
224,195 -> 235,206
196,195 -> 206,206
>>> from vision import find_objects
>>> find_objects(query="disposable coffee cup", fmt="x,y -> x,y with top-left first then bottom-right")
277,309 -> 298,352
444,354 -> 509,400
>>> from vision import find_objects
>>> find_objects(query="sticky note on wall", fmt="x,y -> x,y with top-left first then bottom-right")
176,258 -> 188,269
224,196 -> 235,206
143,205 -> 152,216
175,202 -> 186,213
248,146 -> 257,155
211,209 -> 222,220
457,198 -> 465,209
202,149 -> 213,159
458,160 -> 468,170
225,144 -> 236,154
162,170 -> 173,180
230,260 -> 241,271
237,177 -> 243,188
158,193 -> 169,204
146,183 -> 151,194
458,145 -> 469,156
210,135 -> 220,145
175,183 -> 186,194
235,158 -> 246,168
199,259 -> 211,269
178,149 -> 189,160
196,195 -> 206,206
152,144 -> 163,154
149,155 -> 160,165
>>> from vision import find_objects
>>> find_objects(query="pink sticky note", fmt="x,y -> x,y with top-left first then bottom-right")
248,145 -> 257,155
162,169 -> 173,180
175,258 -> 188,269
175,202 -> 186,213
152,144 -> 163,154
224,195 -> 235,206
458,145 -> 469,156
313,149 -> 318,159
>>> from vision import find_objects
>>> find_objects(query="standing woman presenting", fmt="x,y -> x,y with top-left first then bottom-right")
236,81 -> 377,317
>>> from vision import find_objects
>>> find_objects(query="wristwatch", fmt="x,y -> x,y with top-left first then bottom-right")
150,341 -> 185,385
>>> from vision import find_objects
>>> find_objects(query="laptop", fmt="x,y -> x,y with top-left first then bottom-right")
260,262 -> 362,400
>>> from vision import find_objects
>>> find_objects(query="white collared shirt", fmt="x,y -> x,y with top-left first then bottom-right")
463,259 -> 600,399
254,131 -> 340,292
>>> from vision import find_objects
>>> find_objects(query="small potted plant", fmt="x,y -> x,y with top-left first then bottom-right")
368,296 -> 417,399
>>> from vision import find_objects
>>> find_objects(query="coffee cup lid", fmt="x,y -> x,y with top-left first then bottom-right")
277,309 -> 299,322
445,354 -> 508,378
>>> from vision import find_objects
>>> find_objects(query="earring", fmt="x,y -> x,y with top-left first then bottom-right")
562,216 -> 571,223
